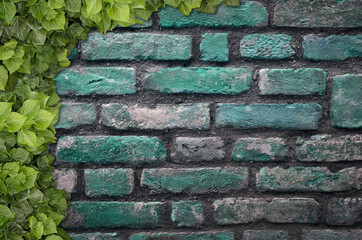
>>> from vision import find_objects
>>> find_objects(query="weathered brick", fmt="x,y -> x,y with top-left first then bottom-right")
330,74 -> 362,128
243,230 -> 288,240
52,169 -> 77,193
216,103 -> 322,130
240,34 -> 295,59
303,35 -> 362,61
141,167 -> 248,194
84,169 -> 134,197
303,230 -> 362,240
55,67 -> 136,96
171,137 -> 225,163
200,33 -> 229,62
159,2 -> 268,28
171,201 -> 204,227
327,198 -> 362,225
81,32 -> 192,61
214,198 -> 318,224
145,67 -> 252,94
129,232 -> 234,240
63,202 -> 163,229
56,136 -> 166,165
232,138 -> 289,162
257,167 -> 361,192
101,103 -> 210,130
69,233 -> 119,240
297,135 -> 362,162
258,68 -> 326,95
55,103 -> 96,129
274,0 -> 362,28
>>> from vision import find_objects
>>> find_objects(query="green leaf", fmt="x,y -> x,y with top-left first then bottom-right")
0,66 -> 8,91
4,56 -> 25,74
45,235 -> 63,240
42,10 -> 66,31
107,2 -> 130,22
183,0 -> 202,8
0,39 -> 17,61
0,0 -> 16,24
34,109 -> 56,130
165,0 -> 181,8
10,148 -> 29,164
10,16 -> 32,41
0,204 -> 15,226
5,232 -> 23,240
28,29 -> 47,45
29,0 -> 48,22
21,166 -> 38,189
85,0 -> 102,16
43,217 -> 57,235
29,189 -> 44,206
19,100 -> 41,120
65,0 -> 81,12
17,129 -> 38,148
223,0 -> 240,7
5,112 -> 27,132
48,0 -> 65,9
0,102 -> 12,123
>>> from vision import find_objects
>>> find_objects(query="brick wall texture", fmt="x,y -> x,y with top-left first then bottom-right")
52,1 -> 362,239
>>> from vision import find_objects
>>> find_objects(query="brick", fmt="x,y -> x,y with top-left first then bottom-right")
216,103 -> 322,130
258,68 -> 326,95
330,74 -> 362,128
257,167 -> 361,192
303,230 -> 362,240
200,33 -> 229,62
232,138 -> 288,162
129,232 -> 234,240
214,198 -> 318,224
84,169 -> 134,197
171,137 -> 225,163
145,67 -> 252,94
159,2 -> 268,28
297,135 -> 362,162
81,32 -> 192,61
240,34 -> 295,59
56,136 -> 166,165
327,198 -> 362,225
55,103 -> 96,129
55,67 -> 136,96
69,233 -> 119,240
101,103 -> 210,130
273,0 -> 362,28
171,201 -> 204,227
63,201 -> 163,229
303,35 -> 362,61
141,167 -> 248,194
243,230 -> 288,240
52,169 -> 77,193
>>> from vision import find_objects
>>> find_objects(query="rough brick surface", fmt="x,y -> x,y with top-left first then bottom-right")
69,233 -> 119,240
200,33 -> 229,62
243,230 -> 288,240
303,230 -> 362,240
55,103 -> 96,129
327,198 -> 362,225
171,201 -> 204,227
129,232 -> 234,240
52,169 -> 77,193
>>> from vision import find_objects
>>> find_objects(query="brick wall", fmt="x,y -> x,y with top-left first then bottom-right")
52,1 -> 361,239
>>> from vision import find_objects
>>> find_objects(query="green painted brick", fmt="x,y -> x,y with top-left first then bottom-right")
129,232 -> 234,240
56,136 -> 166,165
145,67 -> 252,94
257,167 -> 361,192
216,103 -> 322,130
55,67 -> 136,96
258,68 -> 326,95
273,0 -> 362,28
243,230 -> 288,240
69,233 -> 119,240
159,2 -> 268,28
303,35 -> 362,61
297,135 -> 362,162
327,198 -> 362,225
81,32 -> 192,61
330,74 -> 362,128
303,230 -> 362,240
141,167 -> 248,194
240,34 -> 295,59
200,33 -> 229,62
64,201 -> 163,229
101,103 -> 210,130
55,103 -> 96,129
84,169 -> 134,197
171,201 -> 204,227
232,138 -> 289,162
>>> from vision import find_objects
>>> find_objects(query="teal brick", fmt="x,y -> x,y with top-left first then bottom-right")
69,233 -> 119,240
159,3 -> 268,28
55,67 -> 136,96
84,169 -> 134,197
257,167 -> 361,192
56,136 -> 166,165
145,67 -> 252,94
303,35 -> 362,61
273,0 -> 362,28
141,167 -> 248,194
303,230 -> 362,240
129,232 -> 234,240
232,138 -> 289,162
327,198 -> 362,225
240,34 -> 295,59
258,68 -> 326,95
81,32 -> 192,61
171,201 -> 204,227
200,33 -> 229,62
243,230 -> 288,240
297,135 -> 362,162
216,103 -> 322,130
330,74 -> 362,128
55,103 -> 96,129
101,103 -> 210,130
